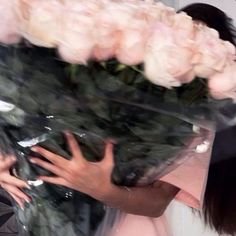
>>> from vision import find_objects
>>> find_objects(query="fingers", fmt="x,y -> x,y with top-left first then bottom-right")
30,157 -> 63,176
65,132 -> 84,161
8,192 -> 25,210
102,141 -> 114,166
1,183 -> 31,204
1,174 -> 30,190
31,132 -> 87,166
38,176 -> 69,187
0,156 -> 16,171
31,146 -> 67,167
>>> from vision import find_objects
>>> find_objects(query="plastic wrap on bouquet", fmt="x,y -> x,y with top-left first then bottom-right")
0,1 -> 235,235
0,43 -> 234,235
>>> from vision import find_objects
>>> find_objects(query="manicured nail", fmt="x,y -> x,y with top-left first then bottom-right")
107,139 -> 116,145
28,179 -> 44,186
11,156 -> 16,161
30,159 -> 36,164
31,147 -> 37,152
25,199 -> 31,204
26,184 -> 31,190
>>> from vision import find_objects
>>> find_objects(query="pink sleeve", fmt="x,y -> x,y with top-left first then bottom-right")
160,131 -> 215,210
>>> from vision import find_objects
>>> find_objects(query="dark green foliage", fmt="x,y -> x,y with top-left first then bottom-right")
0,43 -> 229,235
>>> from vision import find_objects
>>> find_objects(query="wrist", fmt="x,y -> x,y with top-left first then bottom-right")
97,184 -> 132,211
93,181 -> 116,201
92,181 -> 124,204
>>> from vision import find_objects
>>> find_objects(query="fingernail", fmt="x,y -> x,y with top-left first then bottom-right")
20,206 -> 24,211
107,139 -> 116,144
30,159 -> 36,164
26,184 -> 31,190
28,179 -> 44,186
11,156 -> 16,161
25,199 -> 31,204
31,147 -> 37,152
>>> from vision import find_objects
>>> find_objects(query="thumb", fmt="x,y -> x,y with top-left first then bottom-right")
1,156 -> 16,171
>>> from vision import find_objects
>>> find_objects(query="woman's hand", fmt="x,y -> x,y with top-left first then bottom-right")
0,154 -> 31,209
30,132 -> 114,200
30,132 -> 179,217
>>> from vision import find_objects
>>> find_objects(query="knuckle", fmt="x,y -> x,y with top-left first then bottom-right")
65,175 -> 74,184
69,168 -> 78,178
64,170 -> 77,183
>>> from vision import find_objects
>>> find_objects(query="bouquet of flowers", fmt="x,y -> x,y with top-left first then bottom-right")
0,0 -> 236,236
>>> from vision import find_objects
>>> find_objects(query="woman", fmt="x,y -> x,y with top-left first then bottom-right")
1,129 -> 214,236
0,154 -> 30,235
1,3 -> 236,236
179,4 -> 236,236
0,187 -> 20,236
0,155 -> 31,209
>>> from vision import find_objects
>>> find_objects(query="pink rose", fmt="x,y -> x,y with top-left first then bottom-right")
92,2 -> 136,61
193,25 -> 235,78
208,63 -> 236,100
0,0 -> 21,44
144,23 -> 195,88
113,1 -> 176,65
92,8 -> 121,61
171,12 -> 196,45
138,1 -> 175,24
116,19 -> 148,65
16,0 -> 62,47
155,2 -> 176,25
176,70 -> 196,84
58,1 -> 96,64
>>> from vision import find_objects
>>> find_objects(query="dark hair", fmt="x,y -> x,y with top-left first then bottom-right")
179,3 -> 236,45
179,3 -> 236,235
204,129 -> 236,235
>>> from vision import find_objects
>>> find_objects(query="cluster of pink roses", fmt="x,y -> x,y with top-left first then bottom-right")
0,0 -> 236,100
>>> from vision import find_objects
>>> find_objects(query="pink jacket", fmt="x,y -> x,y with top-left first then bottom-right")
106,131 -> 214,236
